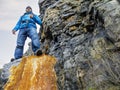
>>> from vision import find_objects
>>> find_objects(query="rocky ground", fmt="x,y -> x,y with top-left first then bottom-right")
1,0 -> 120,90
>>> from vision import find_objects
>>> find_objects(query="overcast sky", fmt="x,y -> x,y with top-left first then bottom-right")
0,0 -> 40,68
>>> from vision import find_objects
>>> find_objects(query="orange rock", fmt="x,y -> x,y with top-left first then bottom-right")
69,26 -> 77,31
4,54 -> 58,90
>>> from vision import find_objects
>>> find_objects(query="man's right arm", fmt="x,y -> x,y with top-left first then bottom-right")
12,17 -> 22,34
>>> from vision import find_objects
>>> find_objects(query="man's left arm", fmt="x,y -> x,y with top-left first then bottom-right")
32,15 -> 42,26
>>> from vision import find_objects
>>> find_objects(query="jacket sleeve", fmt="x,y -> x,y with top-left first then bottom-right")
33,15 -> 42,26
13,17 -> 22,31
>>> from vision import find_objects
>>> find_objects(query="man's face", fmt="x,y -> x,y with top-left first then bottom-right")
26,7 -> 32,13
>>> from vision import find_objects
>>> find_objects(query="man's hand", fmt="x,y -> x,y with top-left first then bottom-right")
12,30 -> 16,35
30,14 -> 33,18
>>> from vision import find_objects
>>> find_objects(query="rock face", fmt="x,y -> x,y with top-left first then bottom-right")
1,59 -> 21,81
39,0 -> 120,90
1,0 -> 120,90
4,55 -> 57,90
0,69 -> 4,90
0,59 -> 21,90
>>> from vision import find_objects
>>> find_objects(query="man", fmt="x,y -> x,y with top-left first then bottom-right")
12,6 -> 42,60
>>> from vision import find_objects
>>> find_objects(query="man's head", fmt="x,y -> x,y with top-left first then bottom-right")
26,6 -> 32,13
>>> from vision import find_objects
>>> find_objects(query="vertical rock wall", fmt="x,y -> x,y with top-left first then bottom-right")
1,0 -> 120,90
39,0 -> 120,90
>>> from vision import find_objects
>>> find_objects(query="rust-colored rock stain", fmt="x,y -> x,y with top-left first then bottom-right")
4,55 -> 58,90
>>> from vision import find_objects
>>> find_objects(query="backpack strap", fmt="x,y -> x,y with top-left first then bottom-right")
21,12 -> 35,24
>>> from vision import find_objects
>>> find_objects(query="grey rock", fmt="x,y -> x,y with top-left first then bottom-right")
2,0 -> 120,89
1,59 -> 21,81
40,0 -> 120,89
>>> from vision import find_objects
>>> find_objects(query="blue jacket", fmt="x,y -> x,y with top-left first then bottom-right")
13,12 -> 42,31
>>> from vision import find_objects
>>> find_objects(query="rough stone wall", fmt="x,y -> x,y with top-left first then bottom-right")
1,0 -> 120,90
40,0 -> 120,90
38,0 -> 59,19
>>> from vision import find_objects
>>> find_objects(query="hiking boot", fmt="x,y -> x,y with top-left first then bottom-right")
11,58 -> 15,62
35,49 -> 43,56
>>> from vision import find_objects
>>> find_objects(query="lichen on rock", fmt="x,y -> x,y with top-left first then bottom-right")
1,0 -> 120,90
39,0 -> 120,90
4,55 -> 58,90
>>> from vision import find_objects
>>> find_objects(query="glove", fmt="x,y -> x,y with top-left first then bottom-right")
12,30 -> 16,35
30,14 -> 34,18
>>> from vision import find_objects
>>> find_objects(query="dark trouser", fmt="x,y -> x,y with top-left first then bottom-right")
14,27 -> 40,59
